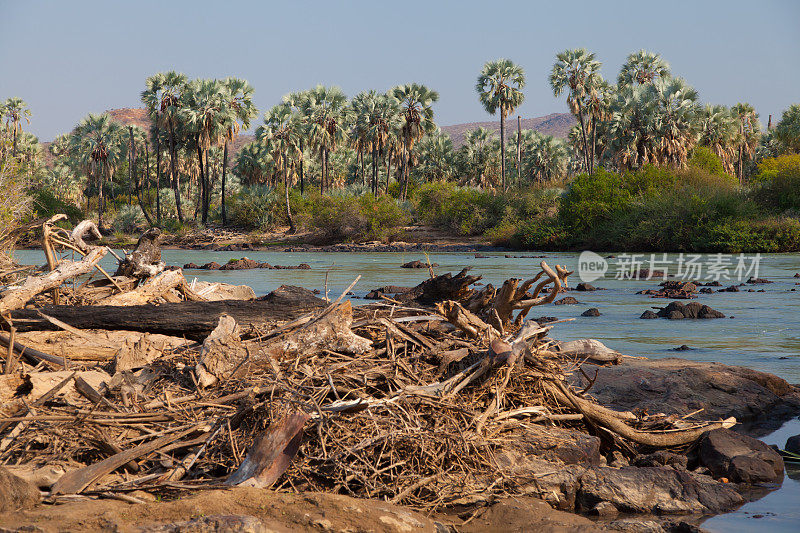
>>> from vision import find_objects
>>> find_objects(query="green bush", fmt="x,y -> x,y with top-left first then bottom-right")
110,205 -> 145,234
559,169 -> 632,233
413,181 -> 505,235
30,188 -> 83,224
753,154 -> 800,212
688,146 -> 728,177
310,193 -> 406,242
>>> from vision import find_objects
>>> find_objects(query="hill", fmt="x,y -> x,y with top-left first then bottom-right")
440,113 -> 575,146
40,109 -> 575,167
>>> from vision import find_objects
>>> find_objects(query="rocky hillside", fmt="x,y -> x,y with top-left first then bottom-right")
441,113 -> 575,146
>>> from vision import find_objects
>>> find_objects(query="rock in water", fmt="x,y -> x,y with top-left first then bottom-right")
581,308 -> 601,317
786,435 -> 800,455
576,283 -> 597,291
640,310 -> 658,319
553,296 -> 580,305
0,467 -> 40,512
655,301 -> 725,319
699,428 -> 784,483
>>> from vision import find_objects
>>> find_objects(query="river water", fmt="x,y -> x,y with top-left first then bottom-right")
9,248 -> 800,530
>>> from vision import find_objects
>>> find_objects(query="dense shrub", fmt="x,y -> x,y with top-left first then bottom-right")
413,181 -> 505,235
110,205 -> 145,234
753,154 -> 800,212
30,188 -> 83,224
688,146 -> 728,177
310,193 -> 406,242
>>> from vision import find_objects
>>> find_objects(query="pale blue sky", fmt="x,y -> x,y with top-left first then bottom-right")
1,0 -> 798,140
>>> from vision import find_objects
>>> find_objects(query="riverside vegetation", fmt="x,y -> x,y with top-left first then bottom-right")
1,49 -> 800,252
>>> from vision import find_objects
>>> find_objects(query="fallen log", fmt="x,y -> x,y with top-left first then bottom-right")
7,285 -> 326,340
0,247 -> 107,314
114,228 -> 165,278
97,269 -> 203,306
397,268 -> 482,304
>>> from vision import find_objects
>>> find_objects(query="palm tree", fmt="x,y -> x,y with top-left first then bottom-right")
258,103 -> 302,232
476,59 -> 526,190
303,85 -> 349,194
617,50 -> 670,86
731,103 -> 761,182
648,77 -> 700,168
2,97 -> 31,156
699,105 -> 738,174
392,83 -> 439,200
352,91 -> 402,195
282,90 -> 312,194
461,127 -> 498,187
69,113 -> 127,229
520,131 -> 569,182
775,104 -> 800,153
549,49 -> 601,174
181,79 -> 227,224
141,71 -> 188,222
220,77 -> 257,224
415,130 -> 455,182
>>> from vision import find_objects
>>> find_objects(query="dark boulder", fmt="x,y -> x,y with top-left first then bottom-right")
747,277 -> 773,284
785,435 -> 800,455
581,308 -> 601,317
640,310 -> 659,319
0,467 -> 40,512
698,428 -> 784,483
401,260 -> 438,269
566,357 -> 800,429
554,296 -> 580,305
200,261 -> 222,270
719,285 -> 739,292
183,262 -> 201,269
634,451 -> 689,469
699,287 -> 714,294
532,316 -> 558,324
576,283 -> 597,291
656,301 -> 725,319
672,345 -> 693,351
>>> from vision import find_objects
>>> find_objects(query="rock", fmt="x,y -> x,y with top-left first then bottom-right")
656,301 -> 725,319
553,296 -> 580,305
590,501 -> 619,518
220,257 -> 261,270
183,262 -> 200,269
786,434 -> 800,455
719,285 -> 739,292
609,451 -> 629,467
576,283 -> 597,291
532,316 -> 558,324
672,345 -> 692,351
458,496 -> 608,533
639,281 -> 697,299
698,428 -> 784,483
794,273 -> 800,278
699,287 -> 714,294
640,310 -> 659,319
634,451 -> 688,469
581,308 -> 601,317
401,260 -> 438,269
474,253 -> 487,258
0,467 -> 40,512
200,261 -> 222,270
566,357 -> 800,429
747,277 -> 773,284
191,282 -> 256,301
577,466 -> 743,514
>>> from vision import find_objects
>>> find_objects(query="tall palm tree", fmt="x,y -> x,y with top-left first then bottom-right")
520,130 -> 569,183
3,97 -> 31,156
648,77 -> 700,168
461,127 -> 498,187
142,71 -> 188,222
617,50 -> 671,86
415,130 -> 455,182
392,83 -> 439,200
731,103 -> 761,183
303,85 -> 349,194
352,91 -> 402,195
220,77 -> 257,224
69,113 -> 127,229
257,103 -> 302,232
282,90 -> 312,194
181,79 -> 227,224
549,49 -> 601,174
476,59 -> 526,190
775,104 -> 800,153
699,104 -> 738,174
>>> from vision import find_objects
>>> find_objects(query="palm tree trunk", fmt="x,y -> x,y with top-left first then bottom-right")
155,132 -> 162,226
517,116 -> 522,187
168,122 -> 183,222
400,142 -> 409,201
197,142 -> 207,225
131,137 -> 154,227
385,147 -> 393,196
738,145 -> 743,185
372,147 -> 379,196
576,100 -> 591,174
285,156 -> 296,234
221,141 -> 229,225
590,114 -> 597,174
500,113 -> 506,191
299,141 -> 305,195
97,167 -> 105,230
319,147 -> 325,194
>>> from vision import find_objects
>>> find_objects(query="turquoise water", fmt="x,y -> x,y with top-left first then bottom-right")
9,248 -> 800,528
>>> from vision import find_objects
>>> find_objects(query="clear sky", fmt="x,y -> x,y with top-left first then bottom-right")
1,0 -> 798,141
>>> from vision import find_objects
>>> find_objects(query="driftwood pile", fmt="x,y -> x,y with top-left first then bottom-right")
0,220 -> 736,511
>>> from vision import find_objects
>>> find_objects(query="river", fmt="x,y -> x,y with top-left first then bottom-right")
9,248 -> 800,530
